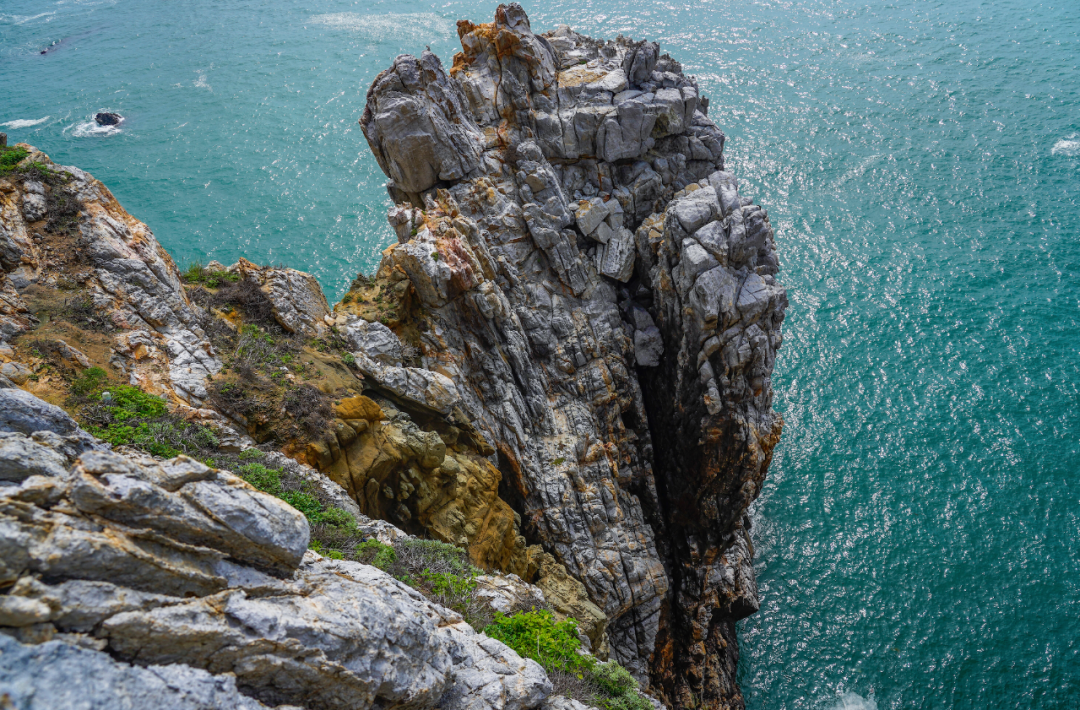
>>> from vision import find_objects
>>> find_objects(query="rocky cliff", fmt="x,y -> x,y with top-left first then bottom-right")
0,5 -> 785,708
355,6 -> 786,705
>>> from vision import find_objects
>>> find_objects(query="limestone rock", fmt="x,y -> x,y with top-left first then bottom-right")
342,315 -> 403,365
361,52 -> 484,198
233,257 -> 331,337
0,634 -> 281,710
0,148 -> 223,404
0,389 -> 555,710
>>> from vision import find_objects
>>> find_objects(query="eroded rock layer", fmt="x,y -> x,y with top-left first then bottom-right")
0,388 -> 551,710
357,5 -> 787,705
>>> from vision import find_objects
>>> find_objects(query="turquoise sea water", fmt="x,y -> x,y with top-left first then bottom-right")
3,0 -> 1079,707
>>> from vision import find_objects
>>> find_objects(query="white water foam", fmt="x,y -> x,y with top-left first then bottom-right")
827,692 -> 878,710
193,66 -> 213,91
0,117 -> 50,129
1051,135 -> 1080,157
65,120 -> 121,138
309,12 -> 455,42
0,12 -> 57,26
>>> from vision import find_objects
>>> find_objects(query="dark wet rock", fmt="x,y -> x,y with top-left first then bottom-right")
94,112 -> 123,127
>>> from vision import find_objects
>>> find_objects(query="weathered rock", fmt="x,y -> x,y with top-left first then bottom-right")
342,315 -> 403,365
356,6 -> 786,706
0,634 -> 283,710
361,52 -> 484,199
0,389 -> 555,710
232,257 -> 331,337
638,177 -> 786,706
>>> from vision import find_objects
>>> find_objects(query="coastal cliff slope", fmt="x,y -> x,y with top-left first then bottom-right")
0,4 -> 785,709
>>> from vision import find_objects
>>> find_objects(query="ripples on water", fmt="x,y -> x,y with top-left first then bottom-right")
3,0 -> 1079,707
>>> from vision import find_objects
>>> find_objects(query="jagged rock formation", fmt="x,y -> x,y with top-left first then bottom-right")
357,5 -> 786,706
0,387 -> 551,709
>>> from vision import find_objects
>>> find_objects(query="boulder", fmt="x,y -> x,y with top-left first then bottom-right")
94,112 -> 123,126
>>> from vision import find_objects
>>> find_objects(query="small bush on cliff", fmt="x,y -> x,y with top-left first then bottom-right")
0,146 -> 29,175
355,539 -> 397,570
282,384 -> 333,437
484,610 -> 589,673
70,373 -> 220,458
182,262 -> 241,289
211,277 -> 278,328
483,609 -> 652,710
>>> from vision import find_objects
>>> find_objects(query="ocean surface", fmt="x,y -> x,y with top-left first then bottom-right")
3,0 -> 1078,707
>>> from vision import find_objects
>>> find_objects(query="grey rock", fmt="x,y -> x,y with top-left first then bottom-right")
362,52 -> 484,197
0,361 -> 30,385
21,192 -> 46,222
597,227 -> 636,282
360,7 -> 786,703
0,634 -> 278,710
343,316 -> 403,365
0,387 -> 84,440
0,432 -> 69,481
0,389 -> 557,710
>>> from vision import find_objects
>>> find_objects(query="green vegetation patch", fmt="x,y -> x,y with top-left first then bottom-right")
182,262 -> 242,289
0,146 -> 29,175
484,610 -> 590,673
484,609 -> 653,710
71,368 -> 220,459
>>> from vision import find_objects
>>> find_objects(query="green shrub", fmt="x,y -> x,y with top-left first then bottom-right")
182,262 -> 241,289
236,462 -> 283,495
104,385 -> 169,420
394,538 -> 480,578
238,448 -> 265,460
280,490 -> 324,520
590,661 -> 639,698
599,694 -> 653,710
77,379 -> 219,458
70,367 -> 108,397
483,610 -> 590,674
0,147 -> 29,175
355,539 -> 397,570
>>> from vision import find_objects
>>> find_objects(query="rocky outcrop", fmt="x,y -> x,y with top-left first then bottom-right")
0,388 -> 551,710
0,148 -> 330,408
357,5 -> 786,706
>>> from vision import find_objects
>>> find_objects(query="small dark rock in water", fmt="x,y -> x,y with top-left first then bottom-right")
0,133 -> 7,148
94,113 -> 123,127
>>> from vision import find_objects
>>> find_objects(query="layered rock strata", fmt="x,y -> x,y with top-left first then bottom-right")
358,6 -> 786,705
0,387 -> 551,710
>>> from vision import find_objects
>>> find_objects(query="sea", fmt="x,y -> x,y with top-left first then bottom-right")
2,1 -> 1078,707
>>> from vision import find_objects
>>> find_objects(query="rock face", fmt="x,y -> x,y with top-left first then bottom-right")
0,388 -> 551,710
358,5 -> 786,706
